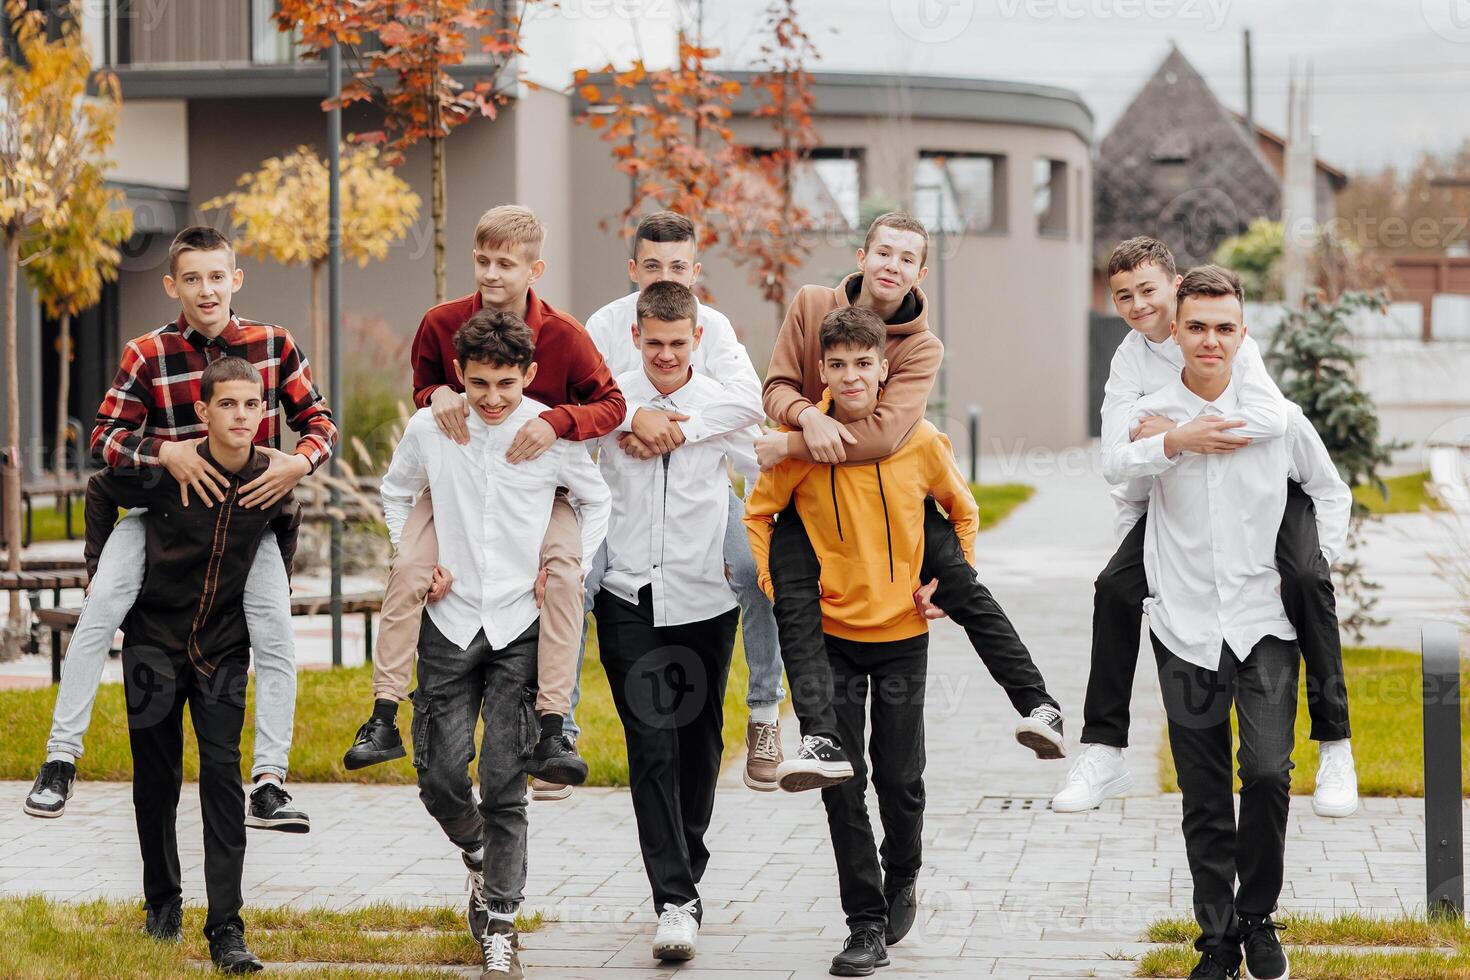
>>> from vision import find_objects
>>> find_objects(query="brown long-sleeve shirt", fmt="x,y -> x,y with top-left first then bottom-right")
762,273 -> 943,464
85,444 -> 300,677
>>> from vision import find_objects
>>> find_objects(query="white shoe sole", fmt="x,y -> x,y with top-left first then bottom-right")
532,784 -> 573,802
245,814 -> 311,834
775,761 -> 855,793
1312,795 -> 1358,818
1244,950 -> 1289,979
743,768 -> 780,792
653,940 -> 695,961
24,785 -> 73,819
1050,770 -> 1134,813
1014,719 -> 1067,760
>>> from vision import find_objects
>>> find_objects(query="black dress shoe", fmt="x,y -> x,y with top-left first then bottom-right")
830,925 -> 888,977
343,715 -> 406,770
523,733 -> 588,786
143,899 -> 183,942
884,875 -> 917,945
208,923 -> 263,974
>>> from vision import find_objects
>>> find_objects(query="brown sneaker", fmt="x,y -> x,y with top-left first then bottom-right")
744,717 -> 783,792
530,777 -> 572,801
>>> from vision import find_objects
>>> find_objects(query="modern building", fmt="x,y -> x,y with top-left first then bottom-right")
4,1 -> 1097,480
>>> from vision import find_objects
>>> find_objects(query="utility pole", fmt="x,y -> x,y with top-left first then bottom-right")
328,39 -> 344,666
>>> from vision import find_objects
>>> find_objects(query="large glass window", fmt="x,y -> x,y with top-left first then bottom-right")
914,152 -> 1006,234
1034,157 -> 1068,237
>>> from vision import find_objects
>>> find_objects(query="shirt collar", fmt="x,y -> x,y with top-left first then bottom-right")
1175,373 -> 1240,417
466,394 -> 539,435
175,312 -> 240,349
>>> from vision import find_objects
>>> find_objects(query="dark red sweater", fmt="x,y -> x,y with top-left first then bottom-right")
410,288 -> 625,441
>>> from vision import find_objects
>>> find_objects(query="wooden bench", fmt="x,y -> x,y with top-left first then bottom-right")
0,476 -> 91,550
1,569 -> 89,608
33,592 -> 384,684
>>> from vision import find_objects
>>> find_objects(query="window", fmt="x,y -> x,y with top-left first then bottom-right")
251,0 -> 299,64
741,147 -> 863,232
1034,158 -> 1068,237
913,152 -> 1006,234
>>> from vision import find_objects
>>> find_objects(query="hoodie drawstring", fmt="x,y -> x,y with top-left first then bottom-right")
829,466 -> 843,541
874,462 -> 894,582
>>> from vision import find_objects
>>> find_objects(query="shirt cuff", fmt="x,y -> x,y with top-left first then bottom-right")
618,402 -> 643,434
540,406 -> 574,439
1140,432 -> 1175,469
786,398 -> 817,428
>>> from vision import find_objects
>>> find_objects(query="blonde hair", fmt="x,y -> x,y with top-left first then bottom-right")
474,205 -> 545,257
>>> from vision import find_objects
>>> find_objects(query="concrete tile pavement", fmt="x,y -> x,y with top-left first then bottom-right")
0,451 -> 1454,977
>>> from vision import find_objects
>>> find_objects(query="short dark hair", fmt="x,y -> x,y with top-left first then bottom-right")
819,306 -> 886,355
863,212 -> 929,266
632,210 -> 697,259
200,356 -> 263,403
1176,264 -> 1245,313
454,309 -> 535,371
1107,236 -> 1177,280
170,225 -> 236,277
636,280 -> 697,328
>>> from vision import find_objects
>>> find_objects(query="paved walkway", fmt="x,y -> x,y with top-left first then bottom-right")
0,452 -> 1455,977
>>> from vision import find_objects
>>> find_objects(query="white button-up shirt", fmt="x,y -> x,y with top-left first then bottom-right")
1101,330 -> 1287,485
598,368 -> 759,627
380,397 -> 611,651
1123,376 -> 1351,671
585,290 -> 765,442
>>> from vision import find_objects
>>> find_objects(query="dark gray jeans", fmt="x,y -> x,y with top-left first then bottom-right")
413,613 -> 540,909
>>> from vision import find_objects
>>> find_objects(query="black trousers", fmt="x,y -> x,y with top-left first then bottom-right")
123,642 -> 249,938
1082,481 -> 1350,748
821,633 -> 928,931
594,585 -> 738,920
1154,633 -> 1298,955
770,500 -> 1055,743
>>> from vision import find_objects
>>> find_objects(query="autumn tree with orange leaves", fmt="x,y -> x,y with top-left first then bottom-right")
274,1 -> 539,303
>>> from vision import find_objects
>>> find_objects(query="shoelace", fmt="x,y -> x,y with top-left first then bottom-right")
1066,748 -> 1112,785
751,722 -> 779,761
255,783 -> 291,809
213,925 -> 248,955
1239,916 -> 1286,963
481,931 -> 514,972
1030,705 -> 1062,728
658,899 -> 699,934
845,926 -> 883,952
798,734 -> 835,759
466,870 -> 488,908
37,761 -> 68,796
1317,750 -> 1354,789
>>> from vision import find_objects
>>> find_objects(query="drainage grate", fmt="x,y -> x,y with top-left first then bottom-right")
978,796 -> 1045,812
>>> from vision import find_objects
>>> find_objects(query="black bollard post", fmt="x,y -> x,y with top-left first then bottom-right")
1422,621 -> 1463,918
968,404 -> 980,483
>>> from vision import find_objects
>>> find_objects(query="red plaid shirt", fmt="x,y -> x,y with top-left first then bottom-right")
91,313 -> 337,470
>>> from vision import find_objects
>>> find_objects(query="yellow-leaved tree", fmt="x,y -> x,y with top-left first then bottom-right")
0,0 -> 121,614
22,163 -> 134,477
202,144 -> 421,368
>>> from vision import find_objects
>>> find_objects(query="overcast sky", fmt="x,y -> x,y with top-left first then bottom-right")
534,0 -> 1470,174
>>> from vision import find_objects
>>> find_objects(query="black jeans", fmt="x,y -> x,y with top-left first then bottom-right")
821,632 -> 928,931
594,585 -> 737,920
124,642 -> 249,939
1082,482 -> 1350,748
770,500 -> 1055,743
412,613 -> 540,911
1154,632 -> 1298,955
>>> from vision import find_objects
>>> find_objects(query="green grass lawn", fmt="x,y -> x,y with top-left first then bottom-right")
1354,470 -> 1444,515
1138,911 -> 1470,979
970,481 -> 1035,530
1157,646 -> 1468,797
0,894 -> 542,978
23,496 -> 87,543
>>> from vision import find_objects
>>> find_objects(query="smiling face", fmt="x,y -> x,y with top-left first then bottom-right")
195,379 -> 265,455
164,247 -> 243,337
819,343 -> 889,423
633,316 -> 702,393
855,226 -> 928,309
472,241 -> 544,314
1110,261 -> 1181,343
1171,292 -> 1245,388
629,238 -> 700,291
455,358 -> 539,426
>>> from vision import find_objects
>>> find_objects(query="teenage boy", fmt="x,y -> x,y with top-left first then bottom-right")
84,357 -> 304,973
581,210 -> 782,794
593,280 -> 760,961
1126,266 -> 1349,980
746,307 -> 978,977
756,212 -> 1063,785
1053,237 -> 1358,818
345,205 -> 624,797
380,311 -> 610,980
25,226 -> 333,833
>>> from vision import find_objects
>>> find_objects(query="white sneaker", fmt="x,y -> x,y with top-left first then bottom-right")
1050,744 -> 1133,813
651,899 -> 699,961
1312,739 -> 1359,817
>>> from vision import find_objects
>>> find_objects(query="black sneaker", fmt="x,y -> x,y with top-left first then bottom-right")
1013,704 -> 1066,760
208,923 -> 263,974
1188,949 -> 1242,979
524,733 -> 589,786
463,850 -> 489,944
343,715 -> 406,770
143,899 -> 183,943
24,759 -> 76,818
245,782 -> 310,834
883,875 -> 918,945
830,925 -> 888,977
775,735 -> 855,792
1239,914 -> 1288,979
479,917 -> 523,978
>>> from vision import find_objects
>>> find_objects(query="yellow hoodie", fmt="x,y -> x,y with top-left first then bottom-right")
744,411 -> 979,643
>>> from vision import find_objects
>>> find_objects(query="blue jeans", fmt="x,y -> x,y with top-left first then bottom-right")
566,487 -> 784,738
47,510 -> 297,780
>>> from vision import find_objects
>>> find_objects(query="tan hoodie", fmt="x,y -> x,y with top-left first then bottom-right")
762,272 -> 943,464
